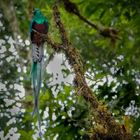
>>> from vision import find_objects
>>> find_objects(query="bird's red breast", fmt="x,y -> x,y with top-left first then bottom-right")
33,24 -> 47,34
31,21 -> 48,46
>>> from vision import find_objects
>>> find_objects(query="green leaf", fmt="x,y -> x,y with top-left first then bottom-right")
133,116 -> 140,133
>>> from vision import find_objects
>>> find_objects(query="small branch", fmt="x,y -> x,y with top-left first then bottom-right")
76,13 -> 99,30
32,29 -> 63,52
62,0 -> 120,42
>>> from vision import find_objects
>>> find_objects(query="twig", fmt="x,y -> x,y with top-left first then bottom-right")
62,0 -> 120,42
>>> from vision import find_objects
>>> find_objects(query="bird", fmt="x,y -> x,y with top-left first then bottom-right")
30,8 -> 49,132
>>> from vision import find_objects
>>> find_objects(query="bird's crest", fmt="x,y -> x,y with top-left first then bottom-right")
33,8 -> 42,16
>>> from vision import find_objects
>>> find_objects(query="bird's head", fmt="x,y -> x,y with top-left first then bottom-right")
33,8 -> 43,17
31,8 -> 48,24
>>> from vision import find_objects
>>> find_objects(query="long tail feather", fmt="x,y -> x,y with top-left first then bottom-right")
31,62 -> 42,116
31,44 -> 44,134
31,61 -> 42,132
31,62 -> 37,116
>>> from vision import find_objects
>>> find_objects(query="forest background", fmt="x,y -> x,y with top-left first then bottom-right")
0,0 -> 140,139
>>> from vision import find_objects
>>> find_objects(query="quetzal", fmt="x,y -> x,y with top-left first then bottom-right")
30,9 -> 48,130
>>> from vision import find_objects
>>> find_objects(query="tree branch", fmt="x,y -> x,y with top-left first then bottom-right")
62,0 -> 120,42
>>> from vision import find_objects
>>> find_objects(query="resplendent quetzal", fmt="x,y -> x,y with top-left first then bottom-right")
30,8 -> 48,129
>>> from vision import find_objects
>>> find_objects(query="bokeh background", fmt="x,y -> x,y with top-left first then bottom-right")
0,0 -> 140,139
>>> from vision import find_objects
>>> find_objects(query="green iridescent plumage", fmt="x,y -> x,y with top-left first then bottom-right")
30,9 -> 48,33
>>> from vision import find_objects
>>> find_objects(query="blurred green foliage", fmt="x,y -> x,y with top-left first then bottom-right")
0,0 -> 140,139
